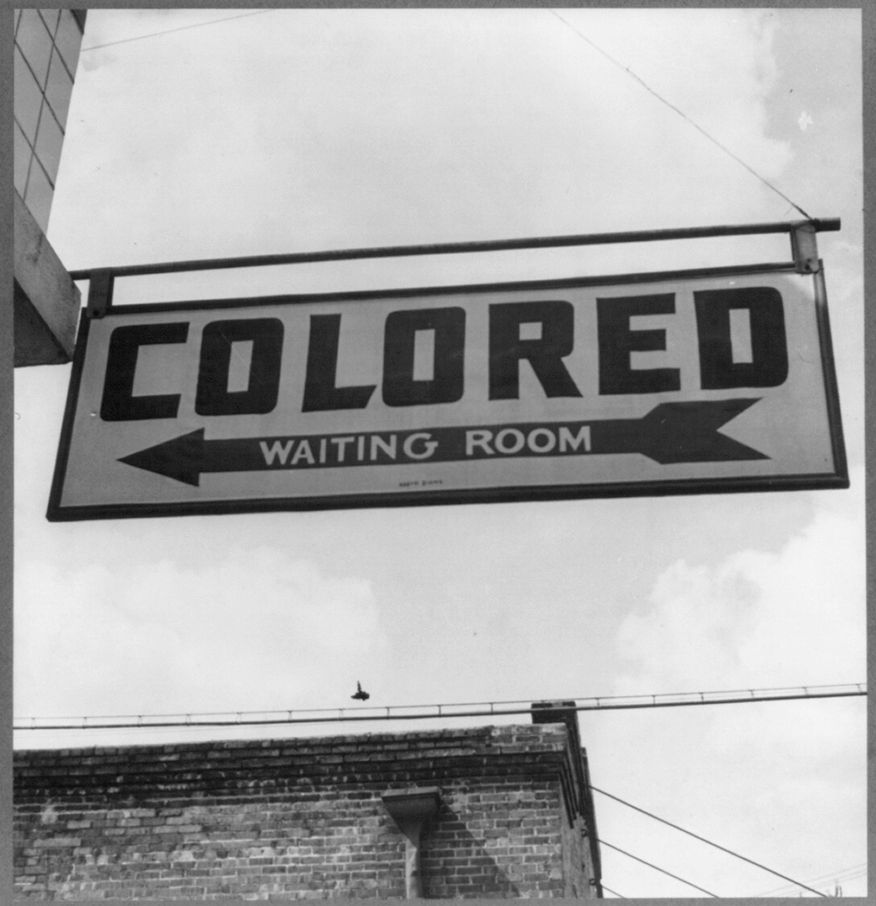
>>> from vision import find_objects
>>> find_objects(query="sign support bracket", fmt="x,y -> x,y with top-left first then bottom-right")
86,269 -> 115,319
50,218 -> 848,521
790,223 -> 821,274
69,218 -> 840,288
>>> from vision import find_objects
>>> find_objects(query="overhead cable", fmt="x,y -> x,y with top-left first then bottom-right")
592,785 -> 827,897
753,863 -> 867,897
598,839 -> 718,897
548,9 -> 814,221
14,683 -> 865,732
83,8 -> 816,222
81,10 -> 272,53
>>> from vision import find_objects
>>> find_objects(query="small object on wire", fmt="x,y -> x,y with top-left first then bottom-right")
351,681 -> 370,702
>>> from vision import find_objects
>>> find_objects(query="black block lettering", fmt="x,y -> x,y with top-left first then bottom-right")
302,314 -> 376,412
195,318 -> 283,416
597,294 -> 680,395
383,307 -> 466,407
489,300 -> 581,400
100,322 -> 188,421
695,287 -> 788,389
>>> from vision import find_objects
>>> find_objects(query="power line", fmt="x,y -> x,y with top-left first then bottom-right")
591,785 -> 828,897
598,839 -> 719,897
81,8 -> 815,222
600,884 -> 626,898
13,683 -> 864,732
753,863 -> 867,897
81,10 -> 273,53
547,9 -> 814,221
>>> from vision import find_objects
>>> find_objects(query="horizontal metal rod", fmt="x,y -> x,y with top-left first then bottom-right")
14,689 -> 865,732
21,681 -> 861,721
68,218 -> 841,281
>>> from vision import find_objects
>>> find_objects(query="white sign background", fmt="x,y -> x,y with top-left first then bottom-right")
48,267 -> 846,518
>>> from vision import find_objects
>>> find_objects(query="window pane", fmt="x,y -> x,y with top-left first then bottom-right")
38,8 -> 60,36
55,10 -> 83,75
45,48 -> 73,126
16,9 -> 52,87
14,120 -> 32,196
35,103 -> 63,185
14,46 -> 43,144
24,157 -> 53,233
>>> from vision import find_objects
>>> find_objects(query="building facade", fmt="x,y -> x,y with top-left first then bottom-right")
14,708 -> 602,899
14,8 -> 85,233
13,7 -> 86,367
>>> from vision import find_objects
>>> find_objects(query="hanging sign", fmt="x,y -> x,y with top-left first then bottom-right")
47,265 -> 847,520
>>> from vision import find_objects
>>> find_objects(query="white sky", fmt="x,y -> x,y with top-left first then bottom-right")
13,8 -> 866,899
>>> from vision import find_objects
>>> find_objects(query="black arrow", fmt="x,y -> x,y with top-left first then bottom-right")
119,429 -> 266,487
118,399 -> 767,486
592,397 -> 768,465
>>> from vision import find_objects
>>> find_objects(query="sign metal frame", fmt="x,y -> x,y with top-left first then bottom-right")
48,223 -> 849,521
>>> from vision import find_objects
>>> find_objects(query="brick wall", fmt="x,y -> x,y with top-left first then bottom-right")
14,721 -> 601,899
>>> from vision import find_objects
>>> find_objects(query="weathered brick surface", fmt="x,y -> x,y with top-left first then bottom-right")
14,724 -> 600,899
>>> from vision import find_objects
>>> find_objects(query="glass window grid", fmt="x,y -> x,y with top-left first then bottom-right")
47,18 -> 79,84
55,10 -> 83,76
14,120 -> 31,196
14,45 -> 43,144
14,7 -> 84,228
44,48 -> 73,127
38,8 -> 60,36
17,9 -> 53,89
35,101 -> 63,186
24,154 -> 53,233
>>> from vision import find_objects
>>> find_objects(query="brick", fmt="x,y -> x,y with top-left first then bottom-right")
15,725 -> 598,899
33,836 -> 81,848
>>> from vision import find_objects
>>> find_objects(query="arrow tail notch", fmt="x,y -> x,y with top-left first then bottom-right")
637,398 -> 768,464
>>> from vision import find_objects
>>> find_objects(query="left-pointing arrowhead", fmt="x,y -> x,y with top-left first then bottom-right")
639,399 -> 768,464
118,429 -> 205,486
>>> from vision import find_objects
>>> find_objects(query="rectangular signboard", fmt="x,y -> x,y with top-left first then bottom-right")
48,264 -> 848,520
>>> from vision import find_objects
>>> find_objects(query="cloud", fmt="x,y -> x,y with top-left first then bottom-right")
22,7 -> 863,893
614,495 -> 865,693
594,495 -> 866,896
53,8 -> 800,269
14,549 -> 387,718
554,8 -> 793,181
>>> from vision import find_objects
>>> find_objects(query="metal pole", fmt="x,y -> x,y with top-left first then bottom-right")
13,688 -> 866,732
68,219 -> 841,282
